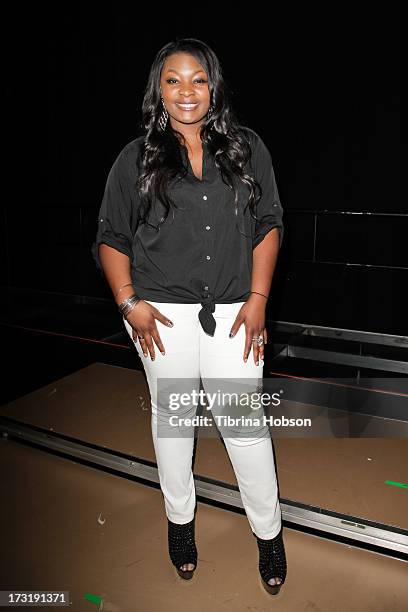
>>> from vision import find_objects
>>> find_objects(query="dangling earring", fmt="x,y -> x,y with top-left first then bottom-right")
159,97 -> 169,131
207,104 -> 214,118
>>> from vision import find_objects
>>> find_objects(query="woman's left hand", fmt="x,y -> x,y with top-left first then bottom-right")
229,293 -> 268,364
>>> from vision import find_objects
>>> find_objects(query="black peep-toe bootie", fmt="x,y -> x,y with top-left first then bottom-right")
253,528 -> 287,595
168,517 -> 198,580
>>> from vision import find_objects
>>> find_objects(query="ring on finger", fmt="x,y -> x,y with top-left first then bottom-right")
252,335 -> 264,347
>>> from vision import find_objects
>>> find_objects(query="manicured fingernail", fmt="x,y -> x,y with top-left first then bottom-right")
167,320 -> 174,327
143,353 -> 147,357
244,357 -> 247,362
256,361 -> 259,366
229,331 -> 234,338
161,351 -> 165,355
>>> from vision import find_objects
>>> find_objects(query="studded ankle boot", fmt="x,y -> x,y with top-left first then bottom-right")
253,528 -> 287,595
167,517 -> 198,580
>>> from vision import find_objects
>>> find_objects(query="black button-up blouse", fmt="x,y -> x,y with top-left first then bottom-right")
91,126 -> 284,336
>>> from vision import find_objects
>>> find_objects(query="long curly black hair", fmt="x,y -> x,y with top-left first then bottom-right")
134,37 -> 263,232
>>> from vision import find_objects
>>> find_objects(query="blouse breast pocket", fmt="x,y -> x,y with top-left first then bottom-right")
223,181 -> 253,241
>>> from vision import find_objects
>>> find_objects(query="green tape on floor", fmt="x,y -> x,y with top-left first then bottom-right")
84,593 -> 102,606
385,480 -> 408,489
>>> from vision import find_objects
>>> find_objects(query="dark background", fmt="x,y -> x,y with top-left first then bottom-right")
3,9 -> 406,336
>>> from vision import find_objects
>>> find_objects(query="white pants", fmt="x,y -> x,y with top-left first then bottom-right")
123,300 -> 282,539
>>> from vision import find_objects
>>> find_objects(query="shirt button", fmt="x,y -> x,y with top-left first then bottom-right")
203,195 -> 208,200
206,255 -> 211,260
100,218 -> 104,222
204,285 -> 209,290
205,225 -> 211,230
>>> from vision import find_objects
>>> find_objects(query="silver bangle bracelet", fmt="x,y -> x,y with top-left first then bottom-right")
120,299 -> 140,317
118,293 -> 141,316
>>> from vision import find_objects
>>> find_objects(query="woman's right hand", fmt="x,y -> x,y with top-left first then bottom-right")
125,300 -> 173,360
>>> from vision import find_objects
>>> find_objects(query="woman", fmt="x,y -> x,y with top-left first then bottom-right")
91,37 -> 287,595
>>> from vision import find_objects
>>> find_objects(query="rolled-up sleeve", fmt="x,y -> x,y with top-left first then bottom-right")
251,131 -> 284,250
91,149 -> 136,274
